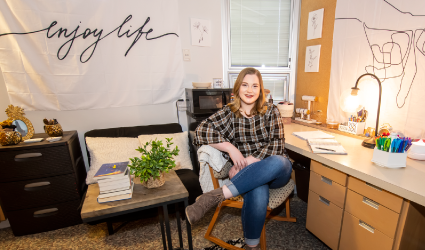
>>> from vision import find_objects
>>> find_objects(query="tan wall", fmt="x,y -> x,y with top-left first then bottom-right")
295,0 -> 338,124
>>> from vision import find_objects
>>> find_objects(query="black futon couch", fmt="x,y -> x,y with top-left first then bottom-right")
83,123 -> 203,222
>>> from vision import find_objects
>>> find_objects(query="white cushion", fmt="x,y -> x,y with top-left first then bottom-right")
138,131 -> 193,171
85,137 -> 141,184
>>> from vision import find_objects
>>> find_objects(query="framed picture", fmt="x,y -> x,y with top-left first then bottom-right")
213,78 -> 224,88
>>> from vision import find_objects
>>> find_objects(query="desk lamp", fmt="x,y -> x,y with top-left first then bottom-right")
340,73 -> 382,149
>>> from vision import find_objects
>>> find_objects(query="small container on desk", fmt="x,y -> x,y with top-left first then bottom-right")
371,148 -> 407,168
338,121 -> 366,135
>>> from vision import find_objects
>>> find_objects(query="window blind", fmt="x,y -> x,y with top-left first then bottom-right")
230,0 -> 292,67
230,73 -> 289,101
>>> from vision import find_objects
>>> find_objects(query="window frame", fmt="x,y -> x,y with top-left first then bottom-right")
221,0 -> 300,102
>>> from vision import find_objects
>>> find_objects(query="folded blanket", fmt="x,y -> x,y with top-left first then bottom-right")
197,145 -> 231,193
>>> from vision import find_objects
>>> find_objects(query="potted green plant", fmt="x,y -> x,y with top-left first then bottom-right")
128,138 -> 179,188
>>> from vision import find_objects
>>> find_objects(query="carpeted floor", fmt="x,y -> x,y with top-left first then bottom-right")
0,196 -> 330,250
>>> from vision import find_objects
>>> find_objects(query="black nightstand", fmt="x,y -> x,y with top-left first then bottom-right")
0,131 -> 87,236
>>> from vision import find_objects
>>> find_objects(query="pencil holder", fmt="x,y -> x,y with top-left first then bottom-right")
338,121 -> 366,135
371,148 -> 407,168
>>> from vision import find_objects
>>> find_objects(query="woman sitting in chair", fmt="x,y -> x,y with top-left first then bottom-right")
186,67 -> 292,250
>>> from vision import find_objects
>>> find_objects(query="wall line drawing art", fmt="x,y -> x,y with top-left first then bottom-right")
307,8 -> 324,40
191,18 -> 211,47
335,0 -> 425,108
328,0 -> 425,137
305,45 -> 321,72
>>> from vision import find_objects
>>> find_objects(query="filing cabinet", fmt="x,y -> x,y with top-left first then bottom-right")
0,131 -> 87,236
307,160 -> 348,249
339,176 -> 403,250
306,160 -> 410,250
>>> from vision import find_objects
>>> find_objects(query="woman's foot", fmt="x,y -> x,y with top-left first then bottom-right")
185,188 -> 225,225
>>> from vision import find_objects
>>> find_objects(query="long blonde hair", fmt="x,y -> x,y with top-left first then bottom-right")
228,67 -> 267,118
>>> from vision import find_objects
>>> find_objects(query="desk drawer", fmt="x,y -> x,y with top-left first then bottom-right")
6,199 -> 82,236
306,190 -> 343,250
345,189 -> 399,239
339,211 -> 393,250
309,171 -> 346,208
0,174 -> 80,211
0,145 -> 73,182
348,176 -> 402,213
311,160 -> 347,186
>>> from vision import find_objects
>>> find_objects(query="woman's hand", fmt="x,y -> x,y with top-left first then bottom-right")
246,155 -> 260,166
228,147 -> 247,170
228,165 -> 239,179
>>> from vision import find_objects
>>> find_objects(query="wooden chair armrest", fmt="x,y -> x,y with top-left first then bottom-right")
207,163 -> 221,189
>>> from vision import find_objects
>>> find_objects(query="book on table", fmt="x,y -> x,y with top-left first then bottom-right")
307,139 -> 348,155
98,181 -> 134,199
97,168 -> 131,188
93,161 -> 129,181
98,181 -> 134,203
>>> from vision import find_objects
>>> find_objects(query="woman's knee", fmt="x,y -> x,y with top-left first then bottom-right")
267,155 -> 292,173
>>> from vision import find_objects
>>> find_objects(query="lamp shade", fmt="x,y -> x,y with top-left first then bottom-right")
340,88 -> 362,113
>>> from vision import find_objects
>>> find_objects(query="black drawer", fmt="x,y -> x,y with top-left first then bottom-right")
0,145 -> 73,182
0,174 -> 80,211
6,199 -> 82,236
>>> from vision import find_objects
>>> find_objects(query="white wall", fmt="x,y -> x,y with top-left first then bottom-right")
0,0 -> 223,169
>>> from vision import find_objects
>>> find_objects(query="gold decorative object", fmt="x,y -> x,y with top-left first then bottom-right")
141,172 -> 165,189
378,123 -> 392,136
0,131 -> 22,146
4,105 -> 34,141
44,124 -> 63,137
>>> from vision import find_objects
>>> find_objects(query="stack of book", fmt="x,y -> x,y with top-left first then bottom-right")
94,161 -> 134,203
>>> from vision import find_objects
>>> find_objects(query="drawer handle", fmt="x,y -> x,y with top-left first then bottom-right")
363,197 -> 380,210
33,208 -> 58,218
365,182 -> 382,192
319,196 -> 330,206
14,153 -> 43,162
359,220 -> 375,233
322,164 -> 333,170
24,182 -> 51,191
321,176 -> 332,185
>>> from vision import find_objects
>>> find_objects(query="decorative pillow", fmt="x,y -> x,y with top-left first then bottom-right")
138,131 -> 193,171
85,137 -> 141,184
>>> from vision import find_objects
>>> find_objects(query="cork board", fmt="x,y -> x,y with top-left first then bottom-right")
295,0 -> 337,124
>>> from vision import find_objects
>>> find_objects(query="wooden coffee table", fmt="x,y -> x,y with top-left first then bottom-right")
81,170 -> 192,250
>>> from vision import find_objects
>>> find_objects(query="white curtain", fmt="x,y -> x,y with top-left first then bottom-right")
0,0 -> 184,111
328,0 -> 425,138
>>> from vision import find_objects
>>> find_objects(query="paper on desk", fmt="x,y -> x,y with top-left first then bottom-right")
292,131 -> 335,140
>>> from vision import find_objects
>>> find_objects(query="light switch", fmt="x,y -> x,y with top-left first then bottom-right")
183,49 -> 190,61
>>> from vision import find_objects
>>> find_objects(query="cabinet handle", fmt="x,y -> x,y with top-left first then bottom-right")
363,197 -> 380,210
322,164 -> 333,170
33,208 -> 58,218
321,176 -> 332,185
14,153 -> 43,162
24,182 -> 51,191
365,182 -> 382,192
359,220 -> 375,233
319,196 -> 330,206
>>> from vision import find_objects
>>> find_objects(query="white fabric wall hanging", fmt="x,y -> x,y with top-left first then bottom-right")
0,0 -> 184,111
328,0 -> 425,137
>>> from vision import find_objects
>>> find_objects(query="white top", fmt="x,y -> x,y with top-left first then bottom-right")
284,123 -> 425,207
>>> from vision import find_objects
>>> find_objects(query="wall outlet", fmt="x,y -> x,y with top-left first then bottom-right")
183,49 -> 190,61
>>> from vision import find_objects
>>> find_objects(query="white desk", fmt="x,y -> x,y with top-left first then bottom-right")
284,123 -> 425,207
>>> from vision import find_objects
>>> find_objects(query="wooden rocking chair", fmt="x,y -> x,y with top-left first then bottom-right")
204,164 -> 296,250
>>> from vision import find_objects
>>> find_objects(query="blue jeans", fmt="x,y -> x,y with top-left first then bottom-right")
226,155 -> 292,246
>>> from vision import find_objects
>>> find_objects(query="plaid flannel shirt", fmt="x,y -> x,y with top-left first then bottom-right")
193,103 -> 285,160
